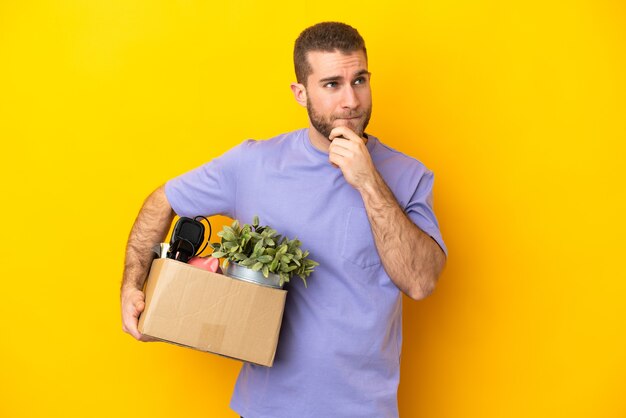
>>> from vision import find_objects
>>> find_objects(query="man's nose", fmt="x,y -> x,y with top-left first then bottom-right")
341,85 -> 360,109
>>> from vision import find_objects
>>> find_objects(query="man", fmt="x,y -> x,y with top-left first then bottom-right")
121,22 -> 447,418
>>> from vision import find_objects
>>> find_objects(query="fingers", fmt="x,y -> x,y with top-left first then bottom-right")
328,152 -> 347,168
122,308 -> 142,340
327,127 -> 376,189
328,130 -> 364,161
134,300 -> 145,317
121,289 -> 155,342
329,136 -> 356,169
329,131 -> 355,163
329,126 -> 363,143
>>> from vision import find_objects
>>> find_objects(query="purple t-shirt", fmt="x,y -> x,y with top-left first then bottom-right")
165,128 -> 447,418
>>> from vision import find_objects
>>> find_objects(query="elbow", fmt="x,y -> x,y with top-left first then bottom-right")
407,254 -> 446,301
407,276 -> 437,301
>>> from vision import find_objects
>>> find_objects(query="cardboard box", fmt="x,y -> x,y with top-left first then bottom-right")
138,258 -> 287,367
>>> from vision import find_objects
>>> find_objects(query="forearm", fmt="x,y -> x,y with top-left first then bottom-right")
121,185 -> 175,292
358,171 -> 446,300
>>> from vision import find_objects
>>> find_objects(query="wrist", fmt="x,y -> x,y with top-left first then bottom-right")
121,282 -> 142,295
357,171 -> 382,196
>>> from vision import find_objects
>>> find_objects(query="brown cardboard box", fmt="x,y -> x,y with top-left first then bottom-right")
138,258 -> 287,367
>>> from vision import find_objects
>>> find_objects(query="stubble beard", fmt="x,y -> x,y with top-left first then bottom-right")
306,96 -> 372,140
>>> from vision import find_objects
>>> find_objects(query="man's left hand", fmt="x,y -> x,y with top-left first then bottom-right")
328,126 -> 377,191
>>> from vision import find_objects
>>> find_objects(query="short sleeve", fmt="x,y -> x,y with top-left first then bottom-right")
405,169 -> 448,257
164,141 -> 246,219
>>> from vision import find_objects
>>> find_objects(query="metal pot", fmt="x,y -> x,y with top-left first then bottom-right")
224,261 -> 283,289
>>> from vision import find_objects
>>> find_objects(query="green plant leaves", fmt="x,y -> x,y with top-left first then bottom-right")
210,215 -> 318,287
223,241 -> 238,250
240,257 -> 256,267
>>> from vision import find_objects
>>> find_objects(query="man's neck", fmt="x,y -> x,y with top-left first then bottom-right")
308,127 -> 331,153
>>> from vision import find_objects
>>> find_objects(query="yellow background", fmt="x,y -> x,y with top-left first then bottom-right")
1,1 -> 624,417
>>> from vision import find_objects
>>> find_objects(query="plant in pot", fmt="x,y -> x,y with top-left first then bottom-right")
210,216 -> 318,289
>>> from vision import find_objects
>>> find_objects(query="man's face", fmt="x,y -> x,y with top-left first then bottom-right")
303,50 -> 372,139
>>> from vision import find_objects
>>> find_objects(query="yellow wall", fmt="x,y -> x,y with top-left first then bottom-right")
1,1 -> 624,417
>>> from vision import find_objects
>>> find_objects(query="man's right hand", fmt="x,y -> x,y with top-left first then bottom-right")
121,286 -> 157,342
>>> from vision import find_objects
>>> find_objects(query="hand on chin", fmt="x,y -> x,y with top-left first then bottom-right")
332,120 -> 359,137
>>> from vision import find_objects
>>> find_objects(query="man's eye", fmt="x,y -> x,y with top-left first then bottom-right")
354,77 -> 366,85
324,81 -> 338,88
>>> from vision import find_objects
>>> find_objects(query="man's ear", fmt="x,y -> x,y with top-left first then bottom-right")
290,82 -> 307,107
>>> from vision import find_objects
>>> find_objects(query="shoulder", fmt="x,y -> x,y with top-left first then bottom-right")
369,134 -> 432,177
239,129 -> 305,152
230,129 -> 305,169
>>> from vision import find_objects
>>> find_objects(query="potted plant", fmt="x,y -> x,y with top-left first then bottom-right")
210,216 -> 319,289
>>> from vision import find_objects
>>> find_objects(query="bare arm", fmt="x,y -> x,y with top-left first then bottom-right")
359,170 -> 447,300
120,185 -> 175,340
327,126 -> 446,300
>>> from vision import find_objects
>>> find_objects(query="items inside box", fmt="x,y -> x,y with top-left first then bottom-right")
151,216 -> 221,273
